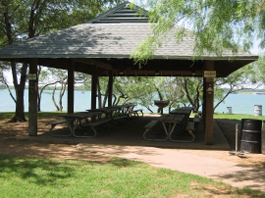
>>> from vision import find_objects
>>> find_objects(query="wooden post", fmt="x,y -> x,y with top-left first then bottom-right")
28,59 -> 38,136
204,61 -> 215,145
91,71 -> 98,109
202,78 -> 206,127
108,70 -> 113,107
68,61 -> 74,113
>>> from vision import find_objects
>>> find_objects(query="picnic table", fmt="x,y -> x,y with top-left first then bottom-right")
170,107 -> 193,127
49,111 -> 110,138
143,114 -> 185,141
88,105 -> 128,119
49,104 -> 143,138
88,104 -> 142,119
159,114 -> 185,139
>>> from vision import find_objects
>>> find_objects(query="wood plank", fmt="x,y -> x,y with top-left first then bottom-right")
144,120 -> 158,128
89,118 -> 111,126
173,114 -> 185,122
74,58 -> 112,70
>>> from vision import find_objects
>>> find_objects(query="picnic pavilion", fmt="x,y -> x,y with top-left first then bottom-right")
0,2 -> 258,145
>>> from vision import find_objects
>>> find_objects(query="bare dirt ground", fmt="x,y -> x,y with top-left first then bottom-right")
0,117 -> 264,168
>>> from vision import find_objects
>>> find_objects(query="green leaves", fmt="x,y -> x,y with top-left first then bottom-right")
132,0 -> 264,64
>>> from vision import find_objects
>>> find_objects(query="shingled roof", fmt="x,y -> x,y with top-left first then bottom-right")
0,1 -> 258,77
87,1 -> 149,23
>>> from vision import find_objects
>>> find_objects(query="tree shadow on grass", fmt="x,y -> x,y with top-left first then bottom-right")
107,157 -> 144,167
0,155 -> 75,186
0,155 -> 143,186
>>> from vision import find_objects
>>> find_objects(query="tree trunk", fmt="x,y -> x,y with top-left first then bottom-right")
59,81 -> 67,111
52,85 -> 60,111
38,81 -> 60,112
4,8 -> 27,122
9,63 -> 28,122
146,106 -> 153,113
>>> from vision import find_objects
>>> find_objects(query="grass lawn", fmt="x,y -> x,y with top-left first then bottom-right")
1,155 -> 264,198
214,113 -> 265,122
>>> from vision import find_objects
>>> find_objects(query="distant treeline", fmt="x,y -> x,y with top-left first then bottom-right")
223,88 -> 265,94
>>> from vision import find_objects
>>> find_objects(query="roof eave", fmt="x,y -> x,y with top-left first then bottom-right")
0,54 -> 259,62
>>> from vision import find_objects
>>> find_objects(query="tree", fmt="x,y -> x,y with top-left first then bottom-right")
112,77 -> 185,113
129,1 -> 262,112
38,67 -> 91,112
174,77 -> 203,112
114,77 -> 158,112
248,55 -> 265,86
131,0 -> 265,62
0,0 -> 125,121
214,65 -> 257,111
38,68 -> 68,112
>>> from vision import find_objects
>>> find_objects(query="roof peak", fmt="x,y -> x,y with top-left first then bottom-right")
87,1 -> 149,24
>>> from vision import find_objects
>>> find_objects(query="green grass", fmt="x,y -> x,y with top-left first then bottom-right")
0,156 -> 264,198
214,113 -> 265,122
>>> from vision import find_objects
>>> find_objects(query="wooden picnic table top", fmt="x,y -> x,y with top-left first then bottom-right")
88,107 -> 119,113
170,107 -> 193,115
88,104 -> 136,113
158,114 -> 185,123
60,112 -> 101,119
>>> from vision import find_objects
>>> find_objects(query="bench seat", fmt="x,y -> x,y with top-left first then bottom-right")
50,120 -> 67,128
143,120 -> 168,141
144,120 -> 158,130
169,121 -> 196,143
49,120 -> 71,137
111,115 -> 128,121
50,117 -> 112,138
73,118 -> 112,138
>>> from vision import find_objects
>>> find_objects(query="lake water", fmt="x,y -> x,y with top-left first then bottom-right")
0,89 -> 264,115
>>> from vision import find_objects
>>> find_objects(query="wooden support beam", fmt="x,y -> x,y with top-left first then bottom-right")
68,61 -> 74,113
28,59 -> 38,136
202,77 -> 206,127
204,61 -> 215,145
108,70 -> 113,107
74,58 -> 112,70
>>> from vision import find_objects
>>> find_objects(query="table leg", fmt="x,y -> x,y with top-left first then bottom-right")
161,122 -> 172,141
66,120 -> 77,136
169,122 -> 195,143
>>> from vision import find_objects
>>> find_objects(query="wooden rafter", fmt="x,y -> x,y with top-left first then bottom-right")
74,58 -> 112,70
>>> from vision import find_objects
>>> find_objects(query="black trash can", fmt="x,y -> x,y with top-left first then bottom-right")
240,119 -> 262,153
